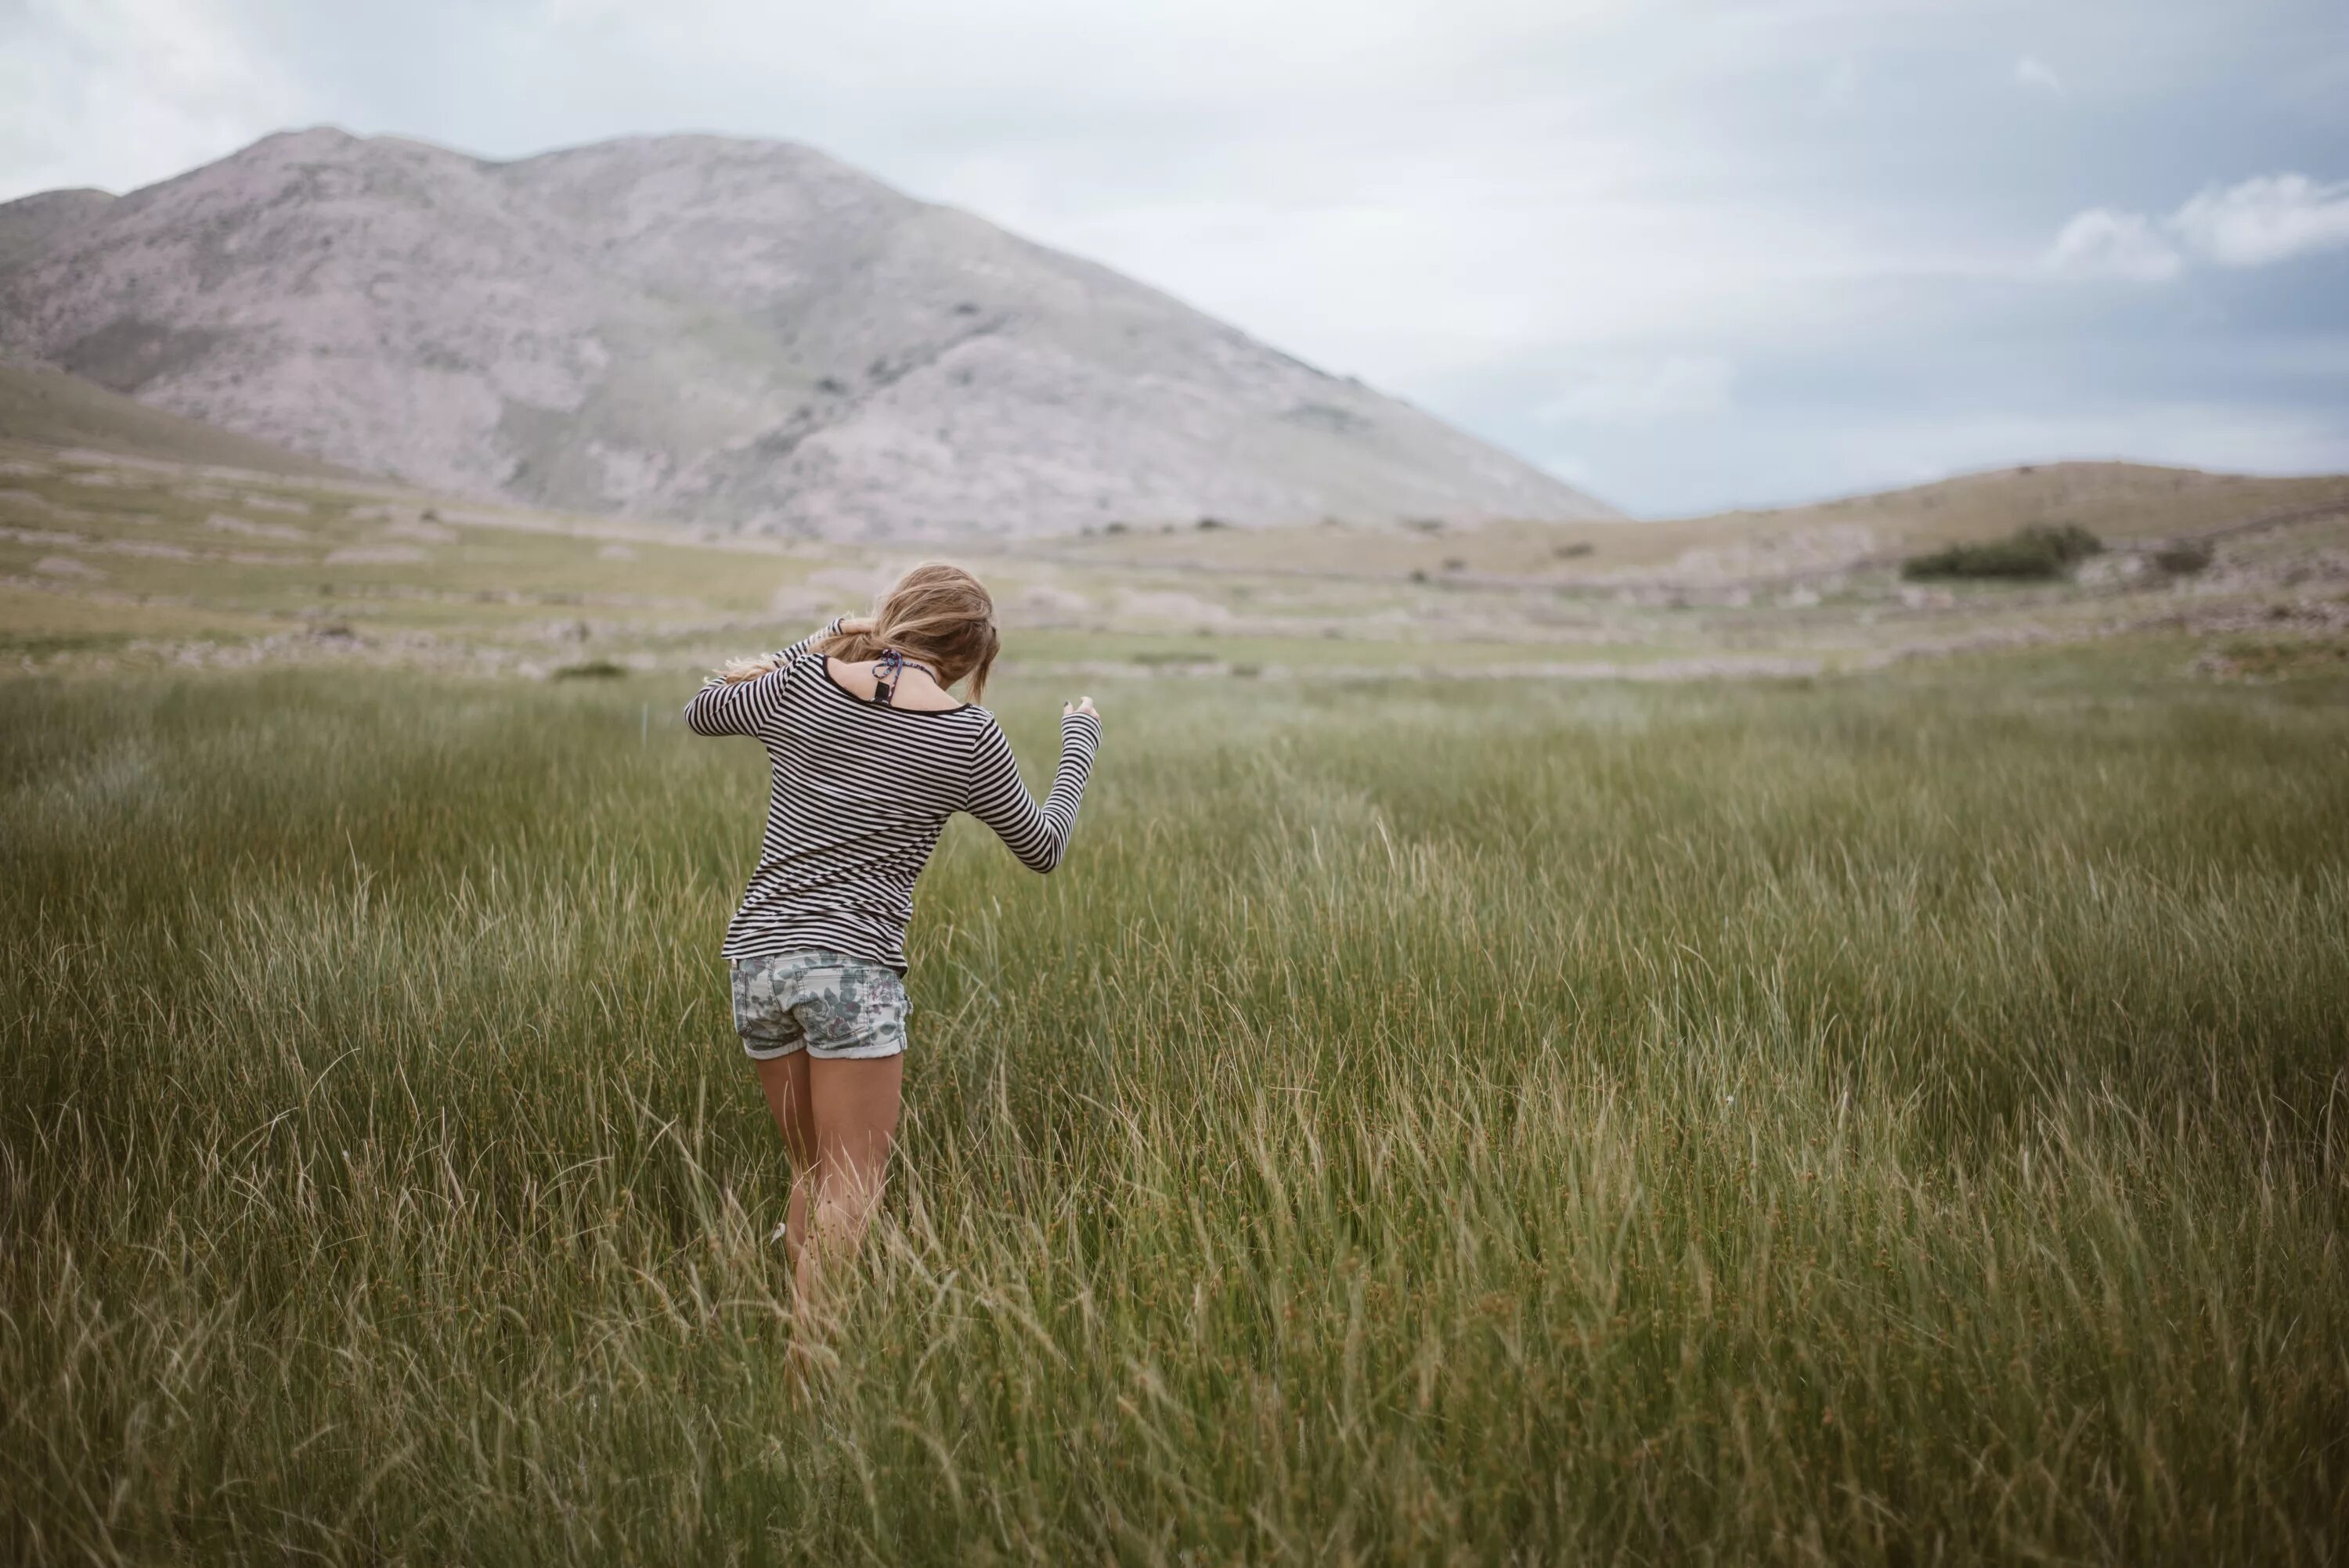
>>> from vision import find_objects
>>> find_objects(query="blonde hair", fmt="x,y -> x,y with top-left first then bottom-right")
718,561 -> 1001,701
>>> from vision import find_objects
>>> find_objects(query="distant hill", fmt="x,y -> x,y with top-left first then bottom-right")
1679,460 -> 2349,550
0,128 -> 1615,540
0,361 -> 353,478
1599,461 -> 2349,584
1026,460 -> 2349,586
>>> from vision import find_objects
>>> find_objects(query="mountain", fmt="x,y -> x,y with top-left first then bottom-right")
0,361 -> 353,478
0,128 -> 1615,539
0,189 -> 115,273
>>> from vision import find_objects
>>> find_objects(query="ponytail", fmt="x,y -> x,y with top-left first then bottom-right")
713,562 -> 1001,701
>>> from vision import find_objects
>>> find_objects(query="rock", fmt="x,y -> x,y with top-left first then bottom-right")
323,545 -> 425,564
206,512 -> 310,541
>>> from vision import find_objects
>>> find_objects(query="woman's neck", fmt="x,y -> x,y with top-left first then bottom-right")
828,654 -> 964,711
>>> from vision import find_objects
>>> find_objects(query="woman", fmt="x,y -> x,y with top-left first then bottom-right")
684,562 -> 1102,1325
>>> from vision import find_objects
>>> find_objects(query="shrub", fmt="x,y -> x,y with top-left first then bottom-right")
1902,523 -> 2102,582
2152,540 -> 2214,575
551,659 -> 628,679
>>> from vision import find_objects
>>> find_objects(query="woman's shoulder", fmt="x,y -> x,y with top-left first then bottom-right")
755,646 -> 819,695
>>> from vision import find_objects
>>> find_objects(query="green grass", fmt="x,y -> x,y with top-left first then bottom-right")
3,650 -> 2347,1564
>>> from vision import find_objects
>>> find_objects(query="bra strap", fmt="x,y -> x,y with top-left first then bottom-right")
870,648 -> 940,706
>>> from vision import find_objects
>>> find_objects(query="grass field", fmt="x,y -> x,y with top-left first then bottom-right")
5,643 -> 2347,1564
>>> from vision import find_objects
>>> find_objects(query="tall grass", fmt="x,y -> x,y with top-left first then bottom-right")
4,654 -> 2346,1564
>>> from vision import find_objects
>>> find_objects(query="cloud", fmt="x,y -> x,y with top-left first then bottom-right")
2170,173 -> 2349,267
1535,355 -> 1737,424
2045,171 -> 2349,283
2045,208 -> 2183,281
2014,55 -> 2063,94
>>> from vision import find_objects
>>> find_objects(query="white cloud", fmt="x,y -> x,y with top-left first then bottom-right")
2047,171 -> 2349,283
1535,355 -> 1737,424
2045,208 -> 2182,281
2014,54 -> 2064,93
2170,173 -> 2349,267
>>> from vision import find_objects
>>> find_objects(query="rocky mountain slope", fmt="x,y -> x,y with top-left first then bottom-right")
0,129 -> 1614,539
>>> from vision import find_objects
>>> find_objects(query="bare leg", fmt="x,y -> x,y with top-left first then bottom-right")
796,1054 -> 904,1330
752,1051 -> 817,1265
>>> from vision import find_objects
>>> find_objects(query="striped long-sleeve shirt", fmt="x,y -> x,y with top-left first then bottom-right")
684,621 -> 1103,972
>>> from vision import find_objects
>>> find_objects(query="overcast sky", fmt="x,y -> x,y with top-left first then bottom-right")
5,0 -> 2347,516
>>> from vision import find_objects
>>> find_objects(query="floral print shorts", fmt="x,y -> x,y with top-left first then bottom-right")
729,950 -> 910,1062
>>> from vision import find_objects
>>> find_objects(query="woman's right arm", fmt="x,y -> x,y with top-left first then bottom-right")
683,616 -> 851,737
965,700 -> 1102,873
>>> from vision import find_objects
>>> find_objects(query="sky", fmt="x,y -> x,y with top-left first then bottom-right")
4,0 -> 2347,517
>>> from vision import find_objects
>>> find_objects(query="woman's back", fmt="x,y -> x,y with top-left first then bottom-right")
684,622 -> 1102,972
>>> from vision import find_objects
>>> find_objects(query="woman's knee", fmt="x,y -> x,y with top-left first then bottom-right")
810,1168 -> 886,1238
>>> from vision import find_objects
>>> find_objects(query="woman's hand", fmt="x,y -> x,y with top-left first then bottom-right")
1063,695 -> 1099,720
839,615 -> 875,636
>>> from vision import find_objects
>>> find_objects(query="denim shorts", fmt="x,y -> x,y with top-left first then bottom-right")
730,950 -> 910,1062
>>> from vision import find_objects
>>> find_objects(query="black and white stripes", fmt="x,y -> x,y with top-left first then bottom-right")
684,622 -> 1102,973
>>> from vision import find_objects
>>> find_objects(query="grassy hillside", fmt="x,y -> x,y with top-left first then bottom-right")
1669,459 -> 2349,567
0,362 -> 356,478
7,427 -> 2347,690
1030,461 -> 2349,588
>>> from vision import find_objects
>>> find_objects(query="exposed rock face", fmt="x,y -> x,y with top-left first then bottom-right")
0,189 -> 117,272
0,128 -> 1615,538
